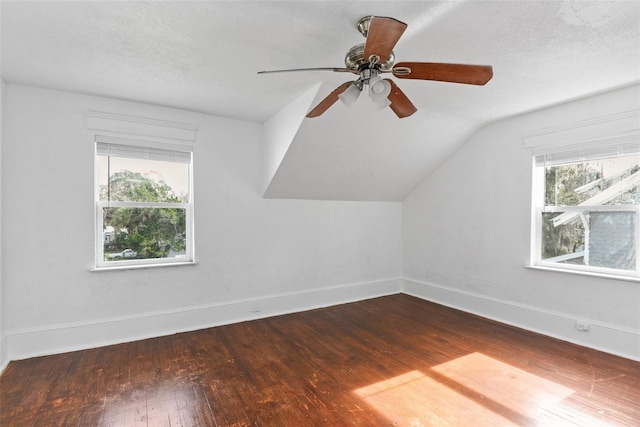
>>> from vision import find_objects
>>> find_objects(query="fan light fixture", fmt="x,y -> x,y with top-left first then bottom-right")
258,16 -> 493,119
370,77 -> 392,110
369,76 -> 391,99
373,97 -> 391,110
338,82 -> 361,106
338,70 -> 392,109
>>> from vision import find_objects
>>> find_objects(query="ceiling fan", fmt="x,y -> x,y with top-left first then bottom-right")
258,16 -> 493,119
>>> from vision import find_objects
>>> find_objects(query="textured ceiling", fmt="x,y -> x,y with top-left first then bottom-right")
2,1 -> 640,201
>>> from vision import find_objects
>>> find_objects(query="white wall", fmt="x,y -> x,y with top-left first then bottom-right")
403,84 -> 640,360
263,83 -> 319,195
0,2 -> 6,370
0,78 -> 5,370
4,82 -> 637,363
2,84 -> 403,360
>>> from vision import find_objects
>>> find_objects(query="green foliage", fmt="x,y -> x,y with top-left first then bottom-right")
541,163 -> 599,261
100,170 -> 184,203
545,163 -> 598,206
103,171 -> 186,260
541,213 -> 585,260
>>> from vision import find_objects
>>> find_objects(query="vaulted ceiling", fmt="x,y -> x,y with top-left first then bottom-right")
2,1 -> 639,201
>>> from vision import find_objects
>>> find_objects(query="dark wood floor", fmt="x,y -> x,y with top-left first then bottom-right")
1,294 -> 639,426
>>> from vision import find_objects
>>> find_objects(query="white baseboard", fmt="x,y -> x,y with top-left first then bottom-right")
5,278 -> 402,361
403,278 -> 640,361
6,277 -> 637,364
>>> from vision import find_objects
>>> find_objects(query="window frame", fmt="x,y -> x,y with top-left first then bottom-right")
529,146 -> 640,281
93,137 -> 195,270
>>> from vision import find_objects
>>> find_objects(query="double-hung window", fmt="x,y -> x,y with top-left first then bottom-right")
95,136 -> 194,268
531,141 -> 640,279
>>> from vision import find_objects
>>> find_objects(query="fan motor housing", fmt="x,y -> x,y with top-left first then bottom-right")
344,43 -> 395,72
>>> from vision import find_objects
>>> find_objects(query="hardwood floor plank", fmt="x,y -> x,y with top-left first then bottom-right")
1,295 -> 639,426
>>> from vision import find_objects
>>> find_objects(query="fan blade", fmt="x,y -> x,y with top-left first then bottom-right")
385,79 -> 417,118
306,82 -> 354,118
257,67 -> 355,74
392,62 -> 493,85
363,16 -> 407,64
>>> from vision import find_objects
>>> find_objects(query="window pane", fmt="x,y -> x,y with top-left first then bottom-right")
541,212 -> 586,265
98,156 -> 189,203
541,211 -> 636,271
588,211 -> 635,271
544,153 -> 639,207
103,207 -> 187,261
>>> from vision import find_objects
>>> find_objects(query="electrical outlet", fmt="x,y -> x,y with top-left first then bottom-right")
575,321 -> 590,332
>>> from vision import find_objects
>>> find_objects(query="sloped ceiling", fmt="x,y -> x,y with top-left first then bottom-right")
2,1 -> 639,201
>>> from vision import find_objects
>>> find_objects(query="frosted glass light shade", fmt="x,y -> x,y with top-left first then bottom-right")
338,83 -> 361,107
369,77 -> 391,100
374,98 -> 391,110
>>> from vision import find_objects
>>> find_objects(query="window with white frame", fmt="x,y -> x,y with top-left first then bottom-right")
95,136 -> 194,268
531,141 -> 640,279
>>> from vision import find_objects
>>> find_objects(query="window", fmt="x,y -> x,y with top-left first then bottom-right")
95,137 -> 194,268
531,141 -> 640,279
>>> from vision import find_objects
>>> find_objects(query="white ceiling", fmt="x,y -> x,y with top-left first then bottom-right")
2,1 -> 639,201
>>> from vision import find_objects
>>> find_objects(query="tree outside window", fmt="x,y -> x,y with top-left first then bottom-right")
96,141 -> 193,268
535,148 -> 639,276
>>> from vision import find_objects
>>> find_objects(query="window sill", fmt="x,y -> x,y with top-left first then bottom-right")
90,260 -> 198,272
525,264 -> 640,283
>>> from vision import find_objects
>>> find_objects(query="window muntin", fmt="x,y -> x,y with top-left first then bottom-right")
95,140 -> 193,268
532,146 -> 640,278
